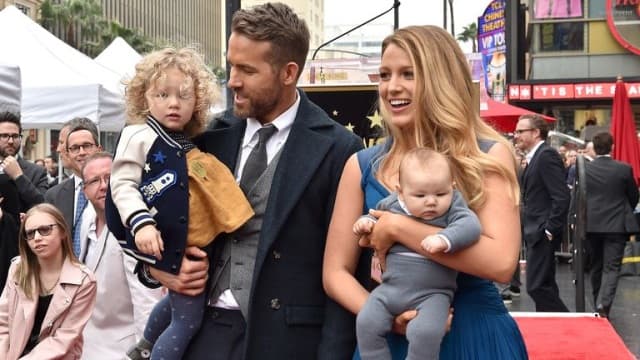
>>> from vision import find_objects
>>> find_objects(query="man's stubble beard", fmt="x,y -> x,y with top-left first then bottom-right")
232,83 -> 282,121
0,143 -> 19,158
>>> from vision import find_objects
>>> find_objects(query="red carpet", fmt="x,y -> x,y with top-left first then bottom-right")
513,313 -> 635,359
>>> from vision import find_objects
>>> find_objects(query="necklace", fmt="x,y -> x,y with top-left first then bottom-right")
41,274 -> 60,295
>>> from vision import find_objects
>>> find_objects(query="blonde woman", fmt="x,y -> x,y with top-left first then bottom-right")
0,203 -> 96,359
323,26 -> 528,359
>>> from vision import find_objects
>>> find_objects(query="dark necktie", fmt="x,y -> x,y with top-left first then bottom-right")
240,124 -> 277,192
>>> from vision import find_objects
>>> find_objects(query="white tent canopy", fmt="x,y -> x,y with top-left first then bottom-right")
95,36 -> 142,82
0,63 -> 20,112
0,6 -> 125,131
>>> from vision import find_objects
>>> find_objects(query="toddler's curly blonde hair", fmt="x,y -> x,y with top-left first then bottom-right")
125,47 -> 218,138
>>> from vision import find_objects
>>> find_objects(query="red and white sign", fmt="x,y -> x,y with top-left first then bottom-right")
533,84 -> 574,99
508,85 -> 532,100
508,82 -> 640,100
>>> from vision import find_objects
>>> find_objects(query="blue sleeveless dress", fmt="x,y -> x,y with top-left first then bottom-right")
354,144 -> 528,360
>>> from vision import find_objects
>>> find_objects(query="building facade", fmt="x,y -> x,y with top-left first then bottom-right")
506,0 -> 640,140
322,22 -> 391,59
1,0 -> 39,19
100,0 -> 223,66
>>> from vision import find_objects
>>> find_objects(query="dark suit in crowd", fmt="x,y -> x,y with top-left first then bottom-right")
44,177 -> 75,233
521,142 -> 571,312
14,157 -> 47,212
181,90 -> 362,360
0,208 -> 18,291
45,117 -> 101,237
187,90 -> 361,359
516,113 -> 571,313
585,132 -> 639,318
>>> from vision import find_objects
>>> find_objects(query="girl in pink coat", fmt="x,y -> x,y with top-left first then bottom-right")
0,203 -> 96,359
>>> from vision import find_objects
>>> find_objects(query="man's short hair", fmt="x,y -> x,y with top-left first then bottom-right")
0,109 -> 21,132
65,117 -> 100,149
592,132 -> 613,155
231,2 -> 310,80
519,114 -> 549,140
81,151 -> 112,180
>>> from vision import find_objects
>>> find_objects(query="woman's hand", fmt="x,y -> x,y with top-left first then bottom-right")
391,308 -> 454,335
391,310 -> 418,335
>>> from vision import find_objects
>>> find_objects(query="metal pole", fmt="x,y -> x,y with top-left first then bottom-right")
573,155 -> 587,312
443,0 -> 447,30
312,2 -> 399,61
449,0 -> 455,36
225,0 -> 241,108
393,0 -> 400,30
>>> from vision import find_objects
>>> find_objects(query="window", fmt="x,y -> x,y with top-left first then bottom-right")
588,0 -> 606,18
532,0 -> 584,19
539,22 -> 585,51
14,3 -> 31,16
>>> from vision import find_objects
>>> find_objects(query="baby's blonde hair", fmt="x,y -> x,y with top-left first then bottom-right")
126,47 -> 218,137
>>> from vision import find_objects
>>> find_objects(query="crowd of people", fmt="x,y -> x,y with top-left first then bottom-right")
0,2 -> 636,359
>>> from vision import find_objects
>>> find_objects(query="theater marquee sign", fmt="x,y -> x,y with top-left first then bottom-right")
508,82 -> 640,100
607,0 -> 640,55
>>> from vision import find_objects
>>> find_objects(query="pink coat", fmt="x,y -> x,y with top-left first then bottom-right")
0,256 -> 97,360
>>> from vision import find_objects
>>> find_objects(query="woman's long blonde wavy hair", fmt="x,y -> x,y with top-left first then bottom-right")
125,47 -> 218,138
378,25 -> 519,211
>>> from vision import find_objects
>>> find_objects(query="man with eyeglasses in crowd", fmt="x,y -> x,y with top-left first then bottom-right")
78,152 -> 162,359
45,117 -> 102,257
514,114 -> 570,312
0,108 -> 48,214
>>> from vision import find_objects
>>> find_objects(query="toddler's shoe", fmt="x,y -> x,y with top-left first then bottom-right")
126,338 -> 153,360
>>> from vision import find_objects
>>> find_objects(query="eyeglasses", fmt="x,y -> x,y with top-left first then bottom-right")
67,143 -> 97,154
514,128 -> 535,135
0,133 -> 22,142
25,224 -> 58,240
83,175 -> 110,189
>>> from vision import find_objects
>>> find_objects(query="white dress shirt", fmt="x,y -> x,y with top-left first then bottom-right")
79,205 -> 163,359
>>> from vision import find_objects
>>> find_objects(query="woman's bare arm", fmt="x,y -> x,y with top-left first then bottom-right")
323,155 -> 371,314
368,142 -> 521,283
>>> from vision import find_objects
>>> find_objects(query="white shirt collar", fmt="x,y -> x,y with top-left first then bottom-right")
242,90 -> 300,148
525,140 -> 545,164
73,174 -> 83,190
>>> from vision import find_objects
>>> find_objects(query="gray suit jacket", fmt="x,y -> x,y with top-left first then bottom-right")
586,156 -> 639,234
44,177 -> 75,230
